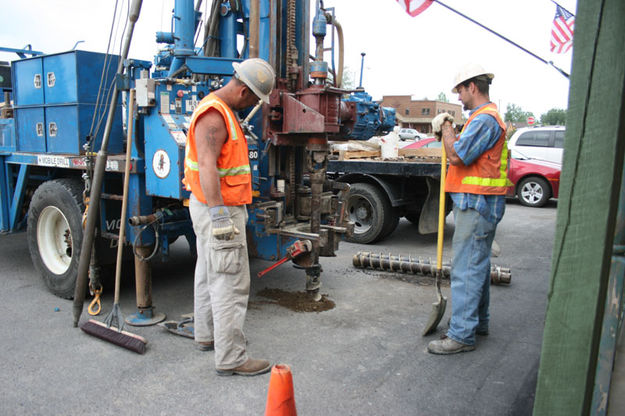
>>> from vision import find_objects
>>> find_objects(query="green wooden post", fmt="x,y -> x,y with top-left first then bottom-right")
533,0 -> 625,414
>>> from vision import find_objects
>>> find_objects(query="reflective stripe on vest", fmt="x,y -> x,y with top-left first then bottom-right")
186,158 -> 199,171
183,93 -> 252,205
183,98 -> 243,171
193,99 -> 239,141
218,164 -> 251,178
445,103 -> 512,195
461,142 -> 512,187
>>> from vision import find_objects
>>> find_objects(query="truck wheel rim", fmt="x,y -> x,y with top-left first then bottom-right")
349,197 -> 373,233
37,206 -> 73,275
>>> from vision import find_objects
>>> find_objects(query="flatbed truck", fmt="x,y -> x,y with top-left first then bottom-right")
327,156 -> 449,244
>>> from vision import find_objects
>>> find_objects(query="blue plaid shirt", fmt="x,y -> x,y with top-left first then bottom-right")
449,102 -> 506,224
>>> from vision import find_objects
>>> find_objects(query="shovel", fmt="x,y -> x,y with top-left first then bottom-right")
422,141 -> 448,336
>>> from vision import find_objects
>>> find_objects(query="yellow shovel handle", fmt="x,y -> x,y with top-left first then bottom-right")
437,143 -> 447,271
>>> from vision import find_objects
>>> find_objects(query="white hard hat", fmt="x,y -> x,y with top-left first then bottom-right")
232,58 -> 276,103
452,63 -> 494,93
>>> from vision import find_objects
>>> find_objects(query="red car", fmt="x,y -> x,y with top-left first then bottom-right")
506,157 -> 561,207
401,137 -> 440,149
403,139 -> 560,207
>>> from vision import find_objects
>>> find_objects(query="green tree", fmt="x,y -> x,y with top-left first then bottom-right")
540,108 -> 566,126
437,92 -> 448,102
327,65 -> 356,89
504,103 -> 535,123
340,66 -> 356,89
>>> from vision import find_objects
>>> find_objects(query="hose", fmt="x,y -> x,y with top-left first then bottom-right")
325,13 -> 344,88
132,221 -> 160,262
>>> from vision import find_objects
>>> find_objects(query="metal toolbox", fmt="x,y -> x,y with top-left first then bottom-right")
12,50 -> 123,154
15,104 -> 123,155
14,107 -> 46,153
12,50 -> 119,106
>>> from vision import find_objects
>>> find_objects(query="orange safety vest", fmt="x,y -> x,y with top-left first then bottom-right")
182,93 -> 252,205
445,103 -> 512,195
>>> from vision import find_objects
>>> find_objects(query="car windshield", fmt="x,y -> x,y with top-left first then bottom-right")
424,141 -> 441,148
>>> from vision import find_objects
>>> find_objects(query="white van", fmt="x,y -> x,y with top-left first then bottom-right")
398,128 -> 427,141
508,126 -> 564,164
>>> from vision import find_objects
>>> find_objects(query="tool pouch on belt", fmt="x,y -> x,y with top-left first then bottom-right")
209,241 -> 244,274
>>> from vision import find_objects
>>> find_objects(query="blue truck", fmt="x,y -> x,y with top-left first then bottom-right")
0,0 -> 397,323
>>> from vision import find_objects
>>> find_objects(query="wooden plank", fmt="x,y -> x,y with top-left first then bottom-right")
533,1 -> 625,414
338,149 -> 380,160
398,147 -> 441,158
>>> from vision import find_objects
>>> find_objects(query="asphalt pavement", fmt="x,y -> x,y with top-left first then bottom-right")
0,199 -> 556,415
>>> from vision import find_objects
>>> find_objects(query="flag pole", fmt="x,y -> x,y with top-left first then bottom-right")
550,0 -> 575,17
433,0 -> 570,79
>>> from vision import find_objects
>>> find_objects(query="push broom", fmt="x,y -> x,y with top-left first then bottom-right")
80,89 -> 147,354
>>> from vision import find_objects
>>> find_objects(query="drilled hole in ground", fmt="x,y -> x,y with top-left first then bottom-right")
253,288 -> 336,312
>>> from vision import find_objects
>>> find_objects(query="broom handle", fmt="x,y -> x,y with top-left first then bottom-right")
73,0 -> 143,327
437,143 -> 447,272
113,89 -> 136,304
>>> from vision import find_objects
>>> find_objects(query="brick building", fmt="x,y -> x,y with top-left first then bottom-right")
380,95 -> 464,134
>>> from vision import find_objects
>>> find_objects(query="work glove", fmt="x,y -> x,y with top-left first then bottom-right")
431,112 -> 455,141
209,205 -> 240,240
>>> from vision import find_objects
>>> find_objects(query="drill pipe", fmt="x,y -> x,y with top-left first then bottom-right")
353,251 -> 511,285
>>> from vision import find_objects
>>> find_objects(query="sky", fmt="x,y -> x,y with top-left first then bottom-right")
1,0 -> 576,118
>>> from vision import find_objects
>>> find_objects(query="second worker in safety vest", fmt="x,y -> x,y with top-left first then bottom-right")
427,64 -> 512,355
183,58 -> 275,376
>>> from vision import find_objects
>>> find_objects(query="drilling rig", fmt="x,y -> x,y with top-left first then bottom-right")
0,0 -> 395,323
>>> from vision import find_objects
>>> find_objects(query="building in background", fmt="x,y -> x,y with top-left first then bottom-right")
381,95 -> 464,134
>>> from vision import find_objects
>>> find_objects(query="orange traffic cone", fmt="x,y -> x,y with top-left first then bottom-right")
265,364 -> 297,416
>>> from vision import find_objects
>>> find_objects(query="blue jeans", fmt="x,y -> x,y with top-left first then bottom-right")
447,206 -> 497,346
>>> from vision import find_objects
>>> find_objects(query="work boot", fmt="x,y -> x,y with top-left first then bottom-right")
216,358 -> 272,376
428,337 -> 475,355
196,340 -> 214,351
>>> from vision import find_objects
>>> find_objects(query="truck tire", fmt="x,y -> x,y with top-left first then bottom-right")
517,176 -> 551,207
380,208 -> 400,239
346,183 -> 394,244
27,178 -> 84,299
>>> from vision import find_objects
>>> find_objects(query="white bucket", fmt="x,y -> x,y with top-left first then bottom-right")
380,132 -> 399,159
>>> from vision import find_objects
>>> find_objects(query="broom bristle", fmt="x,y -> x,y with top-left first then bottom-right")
80,319 -> 147,354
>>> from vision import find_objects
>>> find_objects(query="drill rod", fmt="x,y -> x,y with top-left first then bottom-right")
353,251 -> 511,285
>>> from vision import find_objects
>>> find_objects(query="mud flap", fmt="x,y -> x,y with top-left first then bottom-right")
418,177 -> 440,234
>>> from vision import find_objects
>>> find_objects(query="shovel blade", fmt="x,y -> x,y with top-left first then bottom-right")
422,296 -> 447,336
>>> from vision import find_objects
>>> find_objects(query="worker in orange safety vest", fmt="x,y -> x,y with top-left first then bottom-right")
427,63 -> 512,355
183,58 -> 275,376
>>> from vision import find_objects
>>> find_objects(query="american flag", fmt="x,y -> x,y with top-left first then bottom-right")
396,0 -> 434,17
550,4 -> 575,54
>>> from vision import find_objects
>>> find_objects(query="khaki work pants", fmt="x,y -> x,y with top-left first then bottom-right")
189,194 -> 250,369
